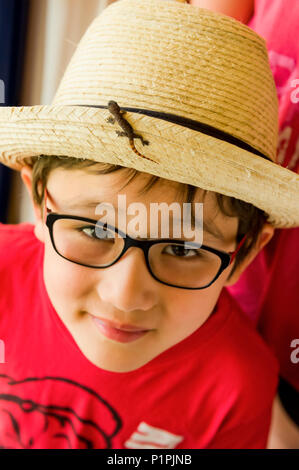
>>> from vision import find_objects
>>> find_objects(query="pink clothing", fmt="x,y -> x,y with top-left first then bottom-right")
249,0 -> 299,171
228,0 -> 299,391
0,223 -> 278,449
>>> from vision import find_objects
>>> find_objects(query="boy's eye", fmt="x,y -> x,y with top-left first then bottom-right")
163,244 -> 202,258
81,226 -> 98,239
77,224 -> 112,241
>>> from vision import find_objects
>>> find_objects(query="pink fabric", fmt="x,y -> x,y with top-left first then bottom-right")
249,0 -> 299,172
228,0 -> 299,392
0,223 -> 278,448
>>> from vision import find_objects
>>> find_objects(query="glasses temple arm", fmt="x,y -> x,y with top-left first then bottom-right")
228,234 -> 247,265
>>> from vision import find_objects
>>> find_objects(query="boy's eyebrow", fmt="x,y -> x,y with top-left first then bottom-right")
59,198 -> 226,241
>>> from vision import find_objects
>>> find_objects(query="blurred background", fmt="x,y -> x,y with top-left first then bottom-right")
0,0 -> 115,225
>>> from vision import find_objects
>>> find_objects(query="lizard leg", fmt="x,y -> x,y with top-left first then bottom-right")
115,130 -> 127,137
106,116 -> 115,124
132,133 -> 149,146
115,131 -> 149,146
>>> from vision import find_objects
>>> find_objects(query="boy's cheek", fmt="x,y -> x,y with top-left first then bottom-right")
43,244 -> 91,309
163,278 -> 224,322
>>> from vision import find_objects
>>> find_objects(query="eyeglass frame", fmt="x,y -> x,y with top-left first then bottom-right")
43,187 -> 247,290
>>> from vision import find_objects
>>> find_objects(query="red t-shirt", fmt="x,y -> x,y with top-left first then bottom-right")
0,223 -> 278,449
228,0 -> 299,392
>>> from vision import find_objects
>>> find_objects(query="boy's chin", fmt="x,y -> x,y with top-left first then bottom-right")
77,332 -> 156,373
86,350 -> 152,373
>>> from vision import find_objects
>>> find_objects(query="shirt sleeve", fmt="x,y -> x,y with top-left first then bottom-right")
205,407 -> 273,449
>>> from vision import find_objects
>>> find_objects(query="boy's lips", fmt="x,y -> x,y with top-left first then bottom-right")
92,315 -> 151,331
89,314 -> 153,343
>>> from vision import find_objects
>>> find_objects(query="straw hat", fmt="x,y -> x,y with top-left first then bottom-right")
0,0 -> 298,228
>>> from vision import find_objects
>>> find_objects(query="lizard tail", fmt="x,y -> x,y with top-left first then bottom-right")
129,140 -> 158,164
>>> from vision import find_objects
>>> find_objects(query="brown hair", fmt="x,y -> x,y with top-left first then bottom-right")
24,154 -> 268,279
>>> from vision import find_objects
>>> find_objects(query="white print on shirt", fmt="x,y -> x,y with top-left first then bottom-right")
290,79 -> 299,104
290,339 -> 299,364
277,126 -> 299,171
0,339 -> 5,363
124,421 -> 184,449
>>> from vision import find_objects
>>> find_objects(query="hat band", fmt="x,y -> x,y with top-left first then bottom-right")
74,104 -> 272,162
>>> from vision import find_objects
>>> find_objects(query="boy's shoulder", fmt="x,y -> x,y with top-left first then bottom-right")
0,222 -> 44,326
0,222 -> 39,269
0,221 -> 35,244
0,221 -> 35,238
224,287 -> 278,362
200,288 -> 279,417
217,288 -> 278,368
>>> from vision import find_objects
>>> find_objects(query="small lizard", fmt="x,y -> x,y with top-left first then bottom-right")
106,100 -> 158,164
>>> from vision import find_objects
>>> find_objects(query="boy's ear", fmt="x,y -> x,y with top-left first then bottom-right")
224,223 -> 274,286
20,165 -> 45,243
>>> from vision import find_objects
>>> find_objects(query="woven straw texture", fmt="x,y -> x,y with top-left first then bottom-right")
0,0 -> 298,228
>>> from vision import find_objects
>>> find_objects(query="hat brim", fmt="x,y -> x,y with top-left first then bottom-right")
0,105 -> 298,228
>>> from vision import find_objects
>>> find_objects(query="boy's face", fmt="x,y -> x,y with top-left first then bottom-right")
22,166 -> 270,373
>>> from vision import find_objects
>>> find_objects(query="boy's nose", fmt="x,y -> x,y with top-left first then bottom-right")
95,247 -> 159,313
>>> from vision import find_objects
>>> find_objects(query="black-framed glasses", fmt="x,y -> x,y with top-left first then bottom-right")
43,188 -> 247,290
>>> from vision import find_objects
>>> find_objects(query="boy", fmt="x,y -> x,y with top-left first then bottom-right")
0,0 -> 298,449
